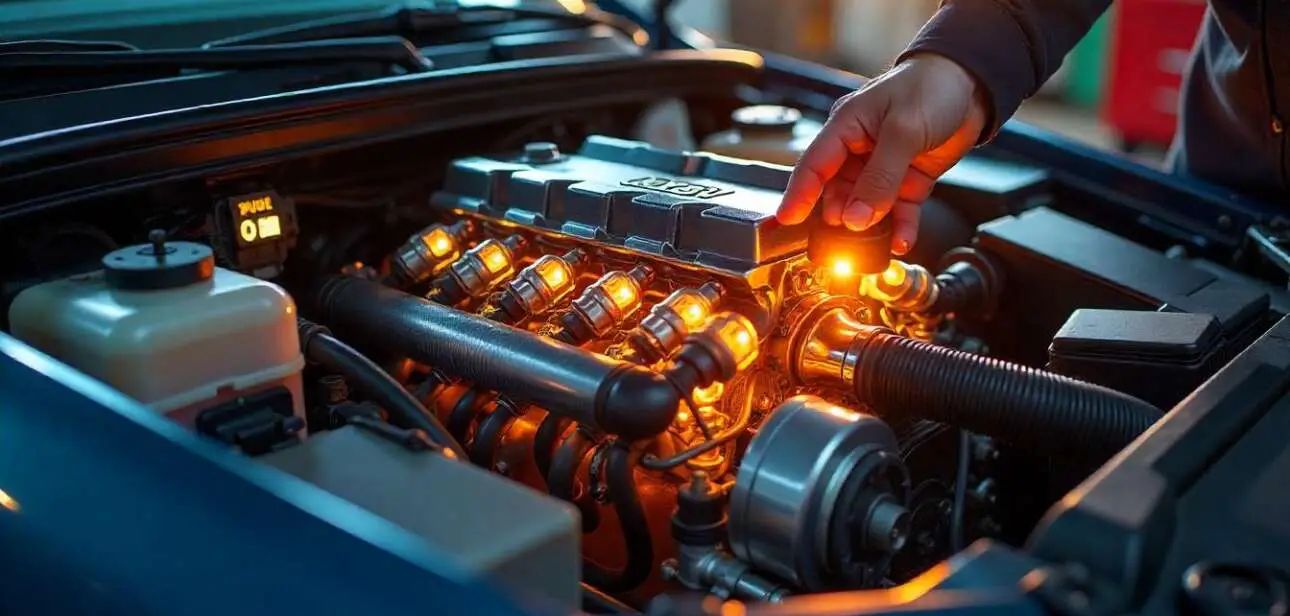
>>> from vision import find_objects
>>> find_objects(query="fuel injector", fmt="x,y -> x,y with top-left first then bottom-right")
486,248 -> 588,325
629,282 -> 725,362
386,220 -> 473,287
556,264 -> 654,345
427,234 -> 527,305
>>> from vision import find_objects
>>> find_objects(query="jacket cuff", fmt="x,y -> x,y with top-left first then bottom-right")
896,0 -> 1038,142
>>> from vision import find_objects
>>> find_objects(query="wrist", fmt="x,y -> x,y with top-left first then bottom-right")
900,52 -> 992,142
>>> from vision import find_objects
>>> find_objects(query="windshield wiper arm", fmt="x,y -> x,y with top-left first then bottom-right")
0,36 -> 433,77
202,0 -> 646,48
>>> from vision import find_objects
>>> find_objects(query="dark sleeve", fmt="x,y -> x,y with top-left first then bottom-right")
897,0 -> 1112,140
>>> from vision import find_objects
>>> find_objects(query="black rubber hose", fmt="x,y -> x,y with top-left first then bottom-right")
298,318 -> 467,460
313,276 -> 679,439
470,403 -> 516,467
584,443 -> 654,593
447,387 -> 489,443
852,333 -> 1160,459
549,430 -> 602,533
534,413 -> 571,481
951,429 -> 970,552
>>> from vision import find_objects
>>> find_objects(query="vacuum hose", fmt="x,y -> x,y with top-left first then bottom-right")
584,443 -> 654,593
850,332 -> 1161,458
297,318 -> 467,459
312,276 -> 680,440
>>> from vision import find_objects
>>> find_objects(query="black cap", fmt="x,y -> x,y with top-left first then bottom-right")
103,229 -> 215,290
597,366 -> 679,440
806,214 -> 894,275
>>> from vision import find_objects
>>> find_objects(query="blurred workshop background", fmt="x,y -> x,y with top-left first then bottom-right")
627,0 -> 1206,165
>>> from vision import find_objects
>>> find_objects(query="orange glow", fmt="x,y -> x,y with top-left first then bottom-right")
533,256 -> 573,293
666,290 -> 712,330
824,404 -> 861,423
476,241 -> 511,275
831,258 -> 855,278
0,488 -> 19,513
720,601 -> 747,616
711,313 -> 759,371
599,272 -> 641,313
881,260 -> 906,286
675,410 -> 692,423
692,382 -> 725,406
423,227 -> 456,259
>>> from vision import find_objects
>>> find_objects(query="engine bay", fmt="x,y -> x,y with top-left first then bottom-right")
1,49 -> 1285,613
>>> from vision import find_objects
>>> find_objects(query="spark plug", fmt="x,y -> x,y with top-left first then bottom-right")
629,281 -> 725,362
487,248 -> 588,325
387,220 -> 472,286
427,234 -> 527,305
556,264 -> 654,346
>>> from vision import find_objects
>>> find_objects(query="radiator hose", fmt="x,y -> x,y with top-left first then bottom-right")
850,333 -> 1161,459
312,276 -> 679,440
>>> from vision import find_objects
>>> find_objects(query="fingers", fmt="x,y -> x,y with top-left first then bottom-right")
890,200 -> 921,255
776,108 -> 874,225
821,156 -> 865,226
842,117 -> 923,230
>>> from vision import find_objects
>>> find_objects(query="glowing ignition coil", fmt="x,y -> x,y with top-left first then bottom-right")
663,311 -> 760,397
488,248 -> 588,325
428,234 -> 527,305
629,281 -> 725,362
556,264 -> 654,345
388,220 -> 472,286
860,260 -> 937,312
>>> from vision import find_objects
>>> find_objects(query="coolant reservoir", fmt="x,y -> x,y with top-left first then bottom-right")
9,232 -> 305,432
700,105 -> 824,166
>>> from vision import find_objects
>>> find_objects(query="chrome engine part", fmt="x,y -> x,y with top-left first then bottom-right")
729,395 -> 910,591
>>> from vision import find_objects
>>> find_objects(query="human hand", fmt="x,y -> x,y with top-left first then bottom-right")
776,53 -> 989,255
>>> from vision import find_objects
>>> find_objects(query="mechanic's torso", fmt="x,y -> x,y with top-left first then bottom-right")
1172,0 -> 1289,201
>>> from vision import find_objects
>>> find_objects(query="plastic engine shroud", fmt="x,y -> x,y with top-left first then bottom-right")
431,136 -> 808,273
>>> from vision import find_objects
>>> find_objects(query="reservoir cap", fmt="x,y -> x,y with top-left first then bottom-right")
103,229 -> 215,290
732,105 -> 801,134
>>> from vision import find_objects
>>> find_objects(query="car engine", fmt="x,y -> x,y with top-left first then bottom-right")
0,63 -> 1278,611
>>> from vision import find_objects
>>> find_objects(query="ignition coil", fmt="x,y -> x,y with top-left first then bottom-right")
629,282 -> 726,362
427,234 -> 527,305
387,220 -> 473,286
663,311 -> 760,397
486,248 -> 588,325
556,264 -> 654,345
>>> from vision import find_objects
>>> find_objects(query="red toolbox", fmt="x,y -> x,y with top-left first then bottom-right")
1102,0 -> 1207,149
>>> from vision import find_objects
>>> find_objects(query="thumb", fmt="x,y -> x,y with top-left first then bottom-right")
841,115 -> 923,230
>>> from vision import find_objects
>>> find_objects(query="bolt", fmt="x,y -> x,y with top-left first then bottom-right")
1218,215 -> 1234,229
660,559 -> 679,581
148,229 -> 167,256
524,142 -> 561,163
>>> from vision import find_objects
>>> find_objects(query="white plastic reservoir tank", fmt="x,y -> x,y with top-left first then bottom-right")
700,105 -> 824,167
9,231 -> 305,434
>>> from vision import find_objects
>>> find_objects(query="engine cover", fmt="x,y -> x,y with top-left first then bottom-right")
431,136 -> 807,272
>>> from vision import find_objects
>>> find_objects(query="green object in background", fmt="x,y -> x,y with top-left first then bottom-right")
1066,11 -> 1111,109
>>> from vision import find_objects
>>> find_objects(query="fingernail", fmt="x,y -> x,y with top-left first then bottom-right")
842,202 -> 873,230
893,239 -> 911,255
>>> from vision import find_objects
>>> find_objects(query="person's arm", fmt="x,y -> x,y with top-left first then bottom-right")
899,0 -> 1112,140
777,0 -> 1112,253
